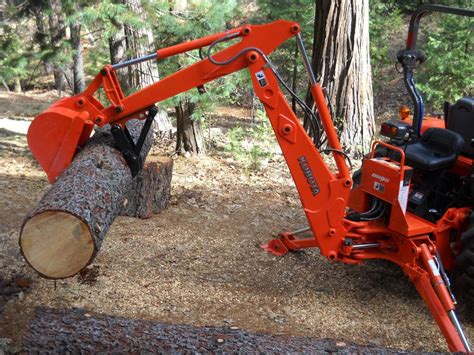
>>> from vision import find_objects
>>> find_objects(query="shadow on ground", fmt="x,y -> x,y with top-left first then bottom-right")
17,307 -> 413,353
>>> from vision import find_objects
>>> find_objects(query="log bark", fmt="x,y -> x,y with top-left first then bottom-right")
19,119 -> 155,279
120,156 -> 173,219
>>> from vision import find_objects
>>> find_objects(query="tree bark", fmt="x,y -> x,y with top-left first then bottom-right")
168,0 -> 204,154
175,99 -> 206,155
108,13 -> 128,91
123,0 -> 159,90
13,77 -> 21,93
19,119 -> 155,279
70,20 -> 85,94
308,0 -> 375,157
120,156 -> 173,218
109,0 -> 172,132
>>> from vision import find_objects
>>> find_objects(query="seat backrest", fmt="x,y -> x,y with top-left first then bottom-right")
447,97 -> 474,157
421,127 -> 464,156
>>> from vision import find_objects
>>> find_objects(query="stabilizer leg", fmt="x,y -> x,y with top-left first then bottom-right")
261,227 -> 317,256
408,243 -> 471,353
412,272 -> 468,352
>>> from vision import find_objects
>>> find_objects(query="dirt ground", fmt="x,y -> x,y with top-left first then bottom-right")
0,91 -> 473,353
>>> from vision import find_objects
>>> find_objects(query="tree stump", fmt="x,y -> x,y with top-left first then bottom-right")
120,156 -> 173,219
19,119 -> 161,279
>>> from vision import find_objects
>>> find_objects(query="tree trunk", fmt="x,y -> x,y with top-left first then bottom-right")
70,21 -> 85,94
109,0 -> 172,132
108,14 -> 128,91
169,0 -> 203,154
13,77 -> 21,93
175,99 -> 206,155
19,119 -> 156,279
0,77 -> 10,92
48,0 -> 67,94
123,0 -> 159,90
32,7 -> 51,75
308,0 -> 375,157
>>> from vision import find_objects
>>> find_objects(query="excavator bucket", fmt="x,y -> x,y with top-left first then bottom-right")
27,101 -> 94,183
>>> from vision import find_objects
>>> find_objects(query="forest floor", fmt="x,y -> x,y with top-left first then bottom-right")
0,88 -> 473,353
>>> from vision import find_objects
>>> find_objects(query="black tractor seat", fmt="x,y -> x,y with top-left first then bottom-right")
405,127 -> 464,170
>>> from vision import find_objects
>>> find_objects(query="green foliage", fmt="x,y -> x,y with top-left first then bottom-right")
189,72 -> 248,122
225,110 -> 276,172
254,0 -> 314,96
79,0 -> 146,76
84,41 -> 109,77
369,1 -> 473,108
80,1 -> 136,39
149,0 -> 242,117
255,0 -> 313,35
369,0 -> 403,92
0,26 -> 31,85
417,14 -> 473,109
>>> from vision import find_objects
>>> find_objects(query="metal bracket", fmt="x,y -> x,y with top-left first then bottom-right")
111,106 -> 158,177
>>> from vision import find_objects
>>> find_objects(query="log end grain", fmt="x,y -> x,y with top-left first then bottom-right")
20,211 -> 94,279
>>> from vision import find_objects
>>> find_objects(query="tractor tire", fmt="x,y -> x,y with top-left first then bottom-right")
456,212 -> 474,298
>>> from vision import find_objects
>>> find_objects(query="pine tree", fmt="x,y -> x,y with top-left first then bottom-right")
151,0 -> 239,155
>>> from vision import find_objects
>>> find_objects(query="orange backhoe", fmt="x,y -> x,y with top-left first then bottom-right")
26,4 -> 473,352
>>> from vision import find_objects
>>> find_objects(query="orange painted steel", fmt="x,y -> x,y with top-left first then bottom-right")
310,84 -> 350,179
27,21 -> 471,352
404,115 -> 445,133
156,27 -> 244,60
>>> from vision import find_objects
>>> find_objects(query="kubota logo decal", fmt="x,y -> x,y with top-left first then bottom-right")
298,156 -> 320,196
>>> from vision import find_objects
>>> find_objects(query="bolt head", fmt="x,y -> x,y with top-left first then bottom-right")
291,24 -> 300,34
242,27 -> 251,36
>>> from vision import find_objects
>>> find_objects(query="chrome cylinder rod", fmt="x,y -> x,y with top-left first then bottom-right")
112,53 -> 158,70
351,242 -> 381,250
289,226 -> 311,236
448,310 -> 472,352
296,33 -> 316,86
435,253 -> 457,305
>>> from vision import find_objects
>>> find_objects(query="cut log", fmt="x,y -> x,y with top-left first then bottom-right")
120,156 -> 173,219
20,118 -> 156,279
